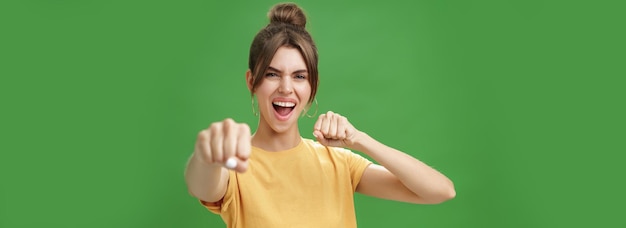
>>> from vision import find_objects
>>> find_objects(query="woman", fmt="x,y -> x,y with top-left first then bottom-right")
185,3 -> 455,227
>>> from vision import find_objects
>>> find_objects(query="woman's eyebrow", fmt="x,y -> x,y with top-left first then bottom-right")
267,66 -> 282,73
267,66 -> 308,74
292,69 -> 308,74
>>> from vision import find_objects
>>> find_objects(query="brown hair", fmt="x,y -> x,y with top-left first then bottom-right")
248,3 -> 319,104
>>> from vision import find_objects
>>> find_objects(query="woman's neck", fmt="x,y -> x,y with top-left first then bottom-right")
251,121 -> 302,152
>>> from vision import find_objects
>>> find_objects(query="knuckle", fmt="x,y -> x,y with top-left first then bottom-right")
209,122 -> 221,131
197,130 -> 208,140
240,124 -> 251,134
209,126 -> 218,135
223,118 -> 234,126
222,120 -> 233,131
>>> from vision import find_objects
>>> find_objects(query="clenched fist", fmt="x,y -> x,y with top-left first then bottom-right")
313,111 -> 361,148
195,118 -> 251,173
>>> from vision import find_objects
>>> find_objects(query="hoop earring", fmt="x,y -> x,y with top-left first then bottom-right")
303,98 -> 318,118
251,95 -> 259,117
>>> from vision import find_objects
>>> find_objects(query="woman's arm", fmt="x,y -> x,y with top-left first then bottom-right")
351,132 -> 455,204
313,111 -> 455,204
185,119 -> 251,203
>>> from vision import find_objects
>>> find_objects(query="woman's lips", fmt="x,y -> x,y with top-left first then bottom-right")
272,100 -> 296,121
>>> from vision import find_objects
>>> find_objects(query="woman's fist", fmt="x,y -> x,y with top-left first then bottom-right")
195,118 -> 251,173
313,111 -> 361,148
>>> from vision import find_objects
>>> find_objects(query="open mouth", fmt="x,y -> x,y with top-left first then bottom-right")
272,101 -> 296,118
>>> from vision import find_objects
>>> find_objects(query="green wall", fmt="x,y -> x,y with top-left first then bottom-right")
2,0 -> 625,227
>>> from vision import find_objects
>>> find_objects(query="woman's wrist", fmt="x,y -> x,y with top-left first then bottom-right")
350,131 -> 371,153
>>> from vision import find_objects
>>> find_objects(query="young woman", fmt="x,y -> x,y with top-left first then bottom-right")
185,3 -> 455,227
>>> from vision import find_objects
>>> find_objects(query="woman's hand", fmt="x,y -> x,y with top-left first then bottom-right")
313,111 -> 362,148
195,118 -> 251,173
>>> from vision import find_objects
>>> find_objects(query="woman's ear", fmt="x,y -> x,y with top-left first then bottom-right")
245,70 -> 253,93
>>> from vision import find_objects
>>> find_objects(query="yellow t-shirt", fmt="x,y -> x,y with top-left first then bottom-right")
201,138 -> 372,228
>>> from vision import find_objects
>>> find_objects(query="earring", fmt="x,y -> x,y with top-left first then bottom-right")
251,95 -> 259,117
302,98 -> 318,118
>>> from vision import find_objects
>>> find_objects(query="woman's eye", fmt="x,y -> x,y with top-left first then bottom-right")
265,72 -> 278,77
295,74 -> 307,80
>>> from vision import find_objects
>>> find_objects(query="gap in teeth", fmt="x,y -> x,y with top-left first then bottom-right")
273,101 -> 295,107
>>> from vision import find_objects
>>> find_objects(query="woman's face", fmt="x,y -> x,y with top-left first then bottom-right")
251,46 -> 312,134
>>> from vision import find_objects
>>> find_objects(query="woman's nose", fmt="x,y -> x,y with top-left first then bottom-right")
278,78 -> 293,94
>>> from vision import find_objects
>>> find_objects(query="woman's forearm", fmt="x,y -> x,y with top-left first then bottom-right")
352,132 -> 456,202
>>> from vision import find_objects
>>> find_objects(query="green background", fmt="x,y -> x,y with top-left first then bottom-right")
2,0 -> 625,227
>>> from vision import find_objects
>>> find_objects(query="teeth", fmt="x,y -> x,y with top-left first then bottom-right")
273,101 -> 295,107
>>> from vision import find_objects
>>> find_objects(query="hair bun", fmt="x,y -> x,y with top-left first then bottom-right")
268,3 -> 306,28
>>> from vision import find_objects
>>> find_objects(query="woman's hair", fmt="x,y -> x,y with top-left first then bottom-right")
248,3 -> 319,104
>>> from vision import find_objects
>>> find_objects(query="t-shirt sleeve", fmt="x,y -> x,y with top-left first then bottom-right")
199,170 -> 237,214
332,147 -> 373,192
